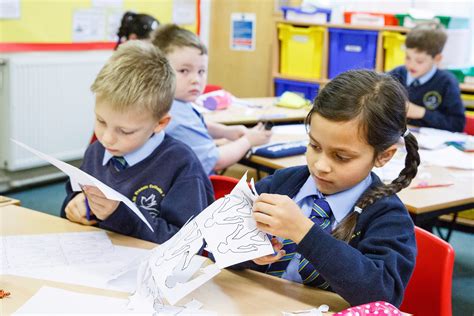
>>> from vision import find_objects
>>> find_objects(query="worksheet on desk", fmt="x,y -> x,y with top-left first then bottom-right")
0,231 -> 149,292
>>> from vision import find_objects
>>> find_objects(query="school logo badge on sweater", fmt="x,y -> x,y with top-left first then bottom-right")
132,184 -> 166,218
423,91 -> 442,110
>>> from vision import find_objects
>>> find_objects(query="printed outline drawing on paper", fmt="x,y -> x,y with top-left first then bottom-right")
204,196 -> 252,228
217,224 -> 269,254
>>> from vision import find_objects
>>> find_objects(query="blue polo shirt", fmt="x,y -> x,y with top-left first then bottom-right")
165,99 -> 220,175
281,174 -> 372,283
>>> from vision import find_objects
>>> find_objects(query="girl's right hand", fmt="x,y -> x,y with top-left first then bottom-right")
253,237 -> 286,265
245,122 -> 272,147
64,193 -> 98,226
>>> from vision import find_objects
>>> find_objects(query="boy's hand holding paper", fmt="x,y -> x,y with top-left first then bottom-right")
64,193 -> 98,226
81,185 -> 120,220
12,140 -> 154,232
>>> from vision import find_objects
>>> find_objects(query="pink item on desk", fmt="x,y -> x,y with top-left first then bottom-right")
202,91 -> 233,110
334,301 -> 402,316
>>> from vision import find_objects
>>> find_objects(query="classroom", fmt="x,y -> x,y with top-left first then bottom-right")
0,0 -> 473,315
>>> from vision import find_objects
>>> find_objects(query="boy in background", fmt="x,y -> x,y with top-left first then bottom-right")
61,41 -> 214,244
152,24 -> 272,175
389,25 -> 465,132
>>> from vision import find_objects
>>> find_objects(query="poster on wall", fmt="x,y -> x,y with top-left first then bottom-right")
72,8 -> 106,42
230,13 -> 256,51
0,0 -> 20,19
173,0 -> 196,25
92,0 -> 123,8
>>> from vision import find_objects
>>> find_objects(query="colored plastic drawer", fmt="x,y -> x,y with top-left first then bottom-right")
344,12 -> 398,26
328,28 -> 378,78
383,31 -> 406,72
274,78 -> 319,101
278,23 -> 325,79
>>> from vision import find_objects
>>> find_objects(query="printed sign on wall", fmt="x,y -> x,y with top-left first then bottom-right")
230,13 -> 256,51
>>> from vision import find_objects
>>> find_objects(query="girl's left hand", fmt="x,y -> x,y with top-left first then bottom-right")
83,185 -> 120,220
226,125 -> 247,140
253,193 -> 314,243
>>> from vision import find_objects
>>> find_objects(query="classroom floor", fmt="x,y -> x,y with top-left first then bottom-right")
5,168 -> 474,316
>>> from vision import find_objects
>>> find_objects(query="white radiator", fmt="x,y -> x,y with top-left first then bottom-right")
0,51 -> 112,171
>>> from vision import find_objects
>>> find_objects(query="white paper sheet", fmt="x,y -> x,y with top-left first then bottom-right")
133,173 -> 273,308
414,127 -> 469,150
272,124 -> 308,137
1,231 -> 149,293
196,173 -> 273,269
419,146 -> 474,170
1,231 -> 113,270
13,286 -> 154,315
12,139 -> 153,232
134,219 -> 221,306
5,245 -> 147,292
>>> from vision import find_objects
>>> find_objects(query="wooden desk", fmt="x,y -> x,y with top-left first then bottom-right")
0,205 -> 349,315
203,97 -> 309,126
0,196 -> 20,207
245,138 -> 474,231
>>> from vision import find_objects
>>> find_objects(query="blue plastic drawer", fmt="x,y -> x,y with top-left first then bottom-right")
274,78 -> 319,101
328,28 -> 378,78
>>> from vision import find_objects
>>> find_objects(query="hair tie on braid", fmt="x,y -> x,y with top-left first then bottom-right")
354,206 -> 363,214
402,129 -> 410,138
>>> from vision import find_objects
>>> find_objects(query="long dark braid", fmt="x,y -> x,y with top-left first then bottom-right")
306,70 -> 420,243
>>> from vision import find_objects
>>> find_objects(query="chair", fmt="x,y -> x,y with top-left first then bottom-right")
400,227 -> 455,316
203,84 -> 223,94
464,111 -> 474,136
209,175 -> 240,199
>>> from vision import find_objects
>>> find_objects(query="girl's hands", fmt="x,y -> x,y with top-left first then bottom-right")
82,185 -> 119,221
253,237 -> 285,265
253,193 -> 314,244
64,193 -> 98,226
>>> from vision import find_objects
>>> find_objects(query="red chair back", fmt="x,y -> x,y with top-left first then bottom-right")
203,84 -> 223,94
464,111 -> 474,136
400,227 -> 455,316
209,175 -> 240,199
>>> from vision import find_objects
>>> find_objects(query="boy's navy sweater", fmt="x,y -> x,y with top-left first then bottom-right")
233,166 -> 416,307
390,66 -> 465,132
61,135 -> 214,244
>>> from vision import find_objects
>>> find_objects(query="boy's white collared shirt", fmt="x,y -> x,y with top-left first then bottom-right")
102,131 -> 165,167
280,173 -> 373,283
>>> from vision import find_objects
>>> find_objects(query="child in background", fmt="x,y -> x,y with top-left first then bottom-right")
89,12 -> 160,145
61,41 -> 214,244
115,11 -> 159,49
151,24 -> 272,175
238,70 -> 419,307
389,25 -> 465,132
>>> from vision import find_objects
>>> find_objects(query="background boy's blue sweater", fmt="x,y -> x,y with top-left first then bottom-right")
390,66 -> 465,132
61,135 -> 214,244
233,166 -> 416,307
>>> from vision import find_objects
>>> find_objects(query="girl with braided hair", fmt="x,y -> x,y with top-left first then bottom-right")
238,70 -> 420,307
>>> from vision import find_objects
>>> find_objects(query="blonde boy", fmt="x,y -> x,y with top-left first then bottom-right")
389,25 -> 465,132
61,41 -> 214,243
152,24 -> 272,175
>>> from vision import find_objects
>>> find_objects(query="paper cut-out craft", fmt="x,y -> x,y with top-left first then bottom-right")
12,139 -> 153,232
131,219 -> 220,307
130,173 -> 273,311
196,173 -> 273,269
